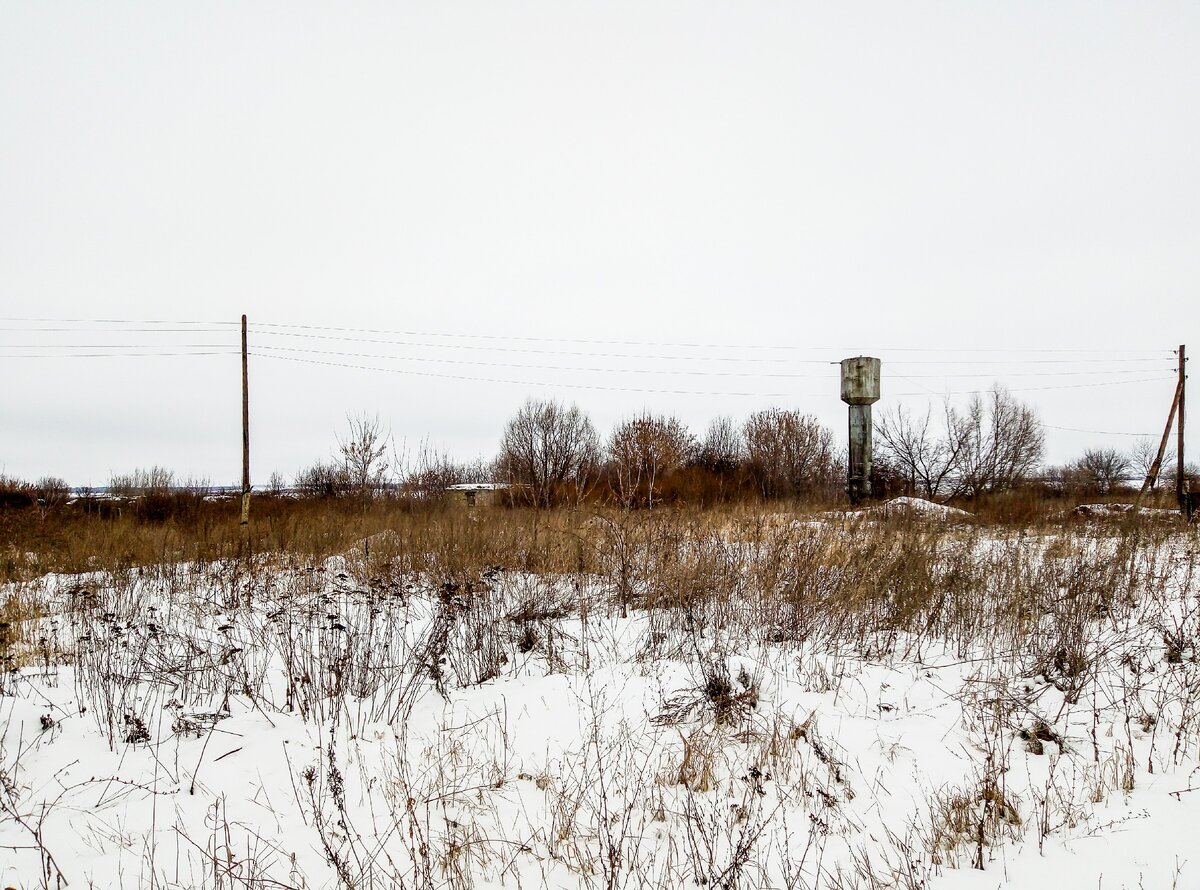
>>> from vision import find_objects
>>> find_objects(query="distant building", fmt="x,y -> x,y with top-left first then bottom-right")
445,482 -> 511,507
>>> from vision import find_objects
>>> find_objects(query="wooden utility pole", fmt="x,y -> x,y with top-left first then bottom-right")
1178,344 -> 1187,515
1136,345 -> 1189,514
1137,379 -> 1181,501
241,314 -> 251,552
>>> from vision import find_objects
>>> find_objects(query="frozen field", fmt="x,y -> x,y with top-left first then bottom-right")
1,510 -> 1198,889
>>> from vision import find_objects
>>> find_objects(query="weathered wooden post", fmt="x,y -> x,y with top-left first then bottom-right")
241,314 -> 251,559
840,356 -> 881,505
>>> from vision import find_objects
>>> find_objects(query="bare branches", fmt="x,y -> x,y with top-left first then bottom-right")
877,386 -> 1045,500
606,413 -> 694,509
336,413 -> 391,499
497,398 -> 600,507
742,409 -> 836,500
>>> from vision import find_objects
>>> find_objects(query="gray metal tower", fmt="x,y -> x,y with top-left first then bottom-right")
840,356 -> 881,504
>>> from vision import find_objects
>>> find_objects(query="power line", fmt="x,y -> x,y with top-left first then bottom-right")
244,329 -> 1173,366
0,316 -> 1176,360
253,351 -> 1175,399
0,317 -> 238,325
252,344 -> 838,378
1042,424 -> 1156,437
251,352 -> 804,397
886,375 -> 1174,397
881,365 -> 1170,379
249,330 -> 836,362
0,352 -> 241,359
0,327 -> 234,334
249,320 -> 1171,354
0,343 -> 234,349
249,343 -> 1173,380
0,317 -> 1173,360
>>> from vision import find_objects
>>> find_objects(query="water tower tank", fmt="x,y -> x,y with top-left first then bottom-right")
840,357 -> 881,405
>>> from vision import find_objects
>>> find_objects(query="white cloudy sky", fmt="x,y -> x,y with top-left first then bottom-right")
1,2 -> 1195,486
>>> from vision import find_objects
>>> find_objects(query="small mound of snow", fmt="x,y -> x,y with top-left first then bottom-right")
819,496 -> 971,523
879,496 -> 971,519
1072,503 -> 1176,519
321,554 -> 349,575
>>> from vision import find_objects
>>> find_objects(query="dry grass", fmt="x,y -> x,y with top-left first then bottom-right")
0,492 -> 1196,887
0,588 -> 44,676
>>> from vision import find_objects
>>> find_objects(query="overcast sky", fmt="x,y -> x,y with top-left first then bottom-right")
2,2 -> 1195,486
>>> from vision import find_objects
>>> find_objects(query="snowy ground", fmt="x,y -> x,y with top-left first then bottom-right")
1,516 -> 1198,889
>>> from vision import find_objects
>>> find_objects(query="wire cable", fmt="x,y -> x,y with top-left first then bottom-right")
1040,424 -> 1157,437
252,351 -> 1175,399
244,329 -> 1174,367
251,352 -> 805,397
0,351 -> 240,358
249,320 -> 1171,354
253,345 -> 836,378
887,375 -> 1174,397
248,344 -> 1172,380
0,327 -> 235,334
0,343 -> 234,349
0,316 -> 1175,357
0,317 -> 238,325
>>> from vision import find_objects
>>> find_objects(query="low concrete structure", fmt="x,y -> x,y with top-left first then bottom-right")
445,483 -> 511,507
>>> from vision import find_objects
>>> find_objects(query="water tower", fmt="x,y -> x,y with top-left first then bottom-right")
840,356 -> 881,504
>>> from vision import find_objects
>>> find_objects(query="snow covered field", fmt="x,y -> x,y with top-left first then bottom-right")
1,509 -> 1198,889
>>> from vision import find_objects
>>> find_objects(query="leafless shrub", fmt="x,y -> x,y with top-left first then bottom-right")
337,413 -> 392,498
1073,448 -> 1132,495
742,409 -> 836,499
294,459 -> 350,499
109,465 -> 176,496
606,412 -> 694,508
697,416 -> 743,475
34,477 -> 70,509
498,398 -> 600,507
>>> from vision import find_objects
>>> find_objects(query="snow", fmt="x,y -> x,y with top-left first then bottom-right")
878,495 -> 972,518
1072,503 -> 1178,519
1,524 -> 1198,889
825,496 -> 973,522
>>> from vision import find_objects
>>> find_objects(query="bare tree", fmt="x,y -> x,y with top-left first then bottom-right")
1074,448 -> 1131,495
876,404 -> 970,499
337,414 -> 391,498
956,386 -> 1045,497
877,386 -> 1043,499
696,416 -> 743,475
498,398 -> 600,507
742,409 -> 835,499
1129,437 -> 1173,491
34,476 -> 70,509
1161,460 -> 1200,492
606,412 -> 694,508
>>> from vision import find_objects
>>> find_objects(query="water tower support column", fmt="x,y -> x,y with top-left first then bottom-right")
847,403 -> 873,504
840,356 -> 881,505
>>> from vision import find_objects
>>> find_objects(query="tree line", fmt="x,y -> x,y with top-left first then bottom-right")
296,401 -> 843,508
287,383 -> 1193,507
3,382 -> 1194,513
